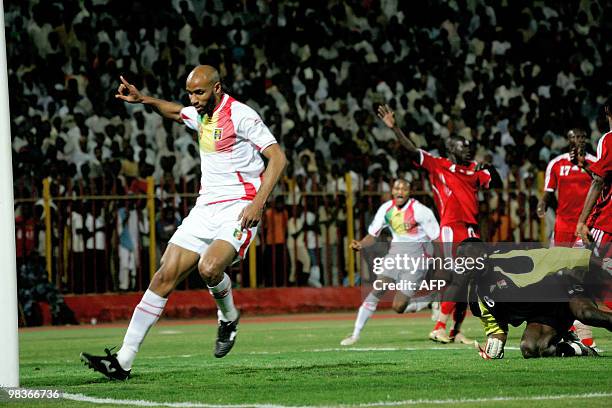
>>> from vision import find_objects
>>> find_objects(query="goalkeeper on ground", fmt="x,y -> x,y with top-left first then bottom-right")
454,239 -> 611,359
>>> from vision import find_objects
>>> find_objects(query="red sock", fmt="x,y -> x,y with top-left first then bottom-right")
433,302 -> 455,331
434,321 -> 446,331
570,325 -> 576,332
604,301 -> 612,310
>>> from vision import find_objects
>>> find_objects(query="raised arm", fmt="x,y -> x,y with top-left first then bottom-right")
377,104 -> 419,162
115,76 -> 184,122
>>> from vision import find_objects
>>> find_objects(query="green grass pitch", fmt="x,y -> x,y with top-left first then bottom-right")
8,312 -> 612,407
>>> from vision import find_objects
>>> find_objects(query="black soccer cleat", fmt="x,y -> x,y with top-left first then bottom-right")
214,313 -> 240,358
561,330 -> 581,343
556,341 -> 600,357
80,347 -> 131,380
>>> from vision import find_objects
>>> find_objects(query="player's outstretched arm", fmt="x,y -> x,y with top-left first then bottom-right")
115,75 -> 184,122
575,174 -> 604,243
238,144 -> 287,230
350,234 -> 376,251
377,104 -> 419,162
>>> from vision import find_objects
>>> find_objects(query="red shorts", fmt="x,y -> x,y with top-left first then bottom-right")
440,223 -> 480,257
551,229 -> 580,248
590,227 -> 612,258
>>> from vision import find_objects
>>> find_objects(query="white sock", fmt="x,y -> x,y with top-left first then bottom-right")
208,273 -> 238,322
352,294 -> 379,338
436,311 -> 450,326
574,320 -> 594,344
117,289 -> 167,370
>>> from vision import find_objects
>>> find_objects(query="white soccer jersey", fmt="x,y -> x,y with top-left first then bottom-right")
180,94 -> 277,205
368,198 -> 440,243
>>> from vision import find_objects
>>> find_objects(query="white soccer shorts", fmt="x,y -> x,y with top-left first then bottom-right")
380,266 -> 426,296
380,246 -> 427,296
169,199 -> 257,258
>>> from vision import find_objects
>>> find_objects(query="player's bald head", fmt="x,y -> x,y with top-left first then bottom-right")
185,65 -> 223,116
188,65 -> 220,85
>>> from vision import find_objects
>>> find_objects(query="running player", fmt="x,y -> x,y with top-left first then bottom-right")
456,239 -> 611,359
377,104 -> 501,344
340,179 -> 440,345
81,65 -> 287,380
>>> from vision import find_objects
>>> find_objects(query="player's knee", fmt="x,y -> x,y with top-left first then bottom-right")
150,263 -> 180,296
570,303 -> 593,324
535,339 -> 555,357
520,340 -> 539,359
198,256 -> 224,280
577,308 -> 595,324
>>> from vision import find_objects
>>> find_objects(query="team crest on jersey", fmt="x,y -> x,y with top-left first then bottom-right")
213,128 -> 223,140
233,229 -> 243,241
496,279 -> 507,289
403,222 -> 417,233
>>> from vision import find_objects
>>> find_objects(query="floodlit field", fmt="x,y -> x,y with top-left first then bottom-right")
10,312 -> 612,407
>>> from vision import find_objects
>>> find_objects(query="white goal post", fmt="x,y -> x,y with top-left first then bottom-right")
0,1 -> 20,387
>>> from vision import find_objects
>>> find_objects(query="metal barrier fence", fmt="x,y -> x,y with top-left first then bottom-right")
13,172 -> 548,294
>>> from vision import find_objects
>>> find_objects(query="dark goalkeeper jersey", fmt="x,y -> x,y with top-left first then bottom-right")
472,247 -> 593,328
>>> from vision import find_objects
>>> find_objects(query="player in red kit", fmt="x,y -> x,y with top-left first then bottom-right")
576,97 -> 612,311
538,128 -> 596,247
538,128 -> 598,348
377,104 -> 501,344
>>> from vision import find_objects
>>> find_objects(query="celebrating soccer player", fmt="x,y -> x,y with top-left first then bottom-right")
538,128 -> 598,349
81,65 -> 287,380
377,104 -> 501,344
538,128 -> 596,246
340,179 -> 440,345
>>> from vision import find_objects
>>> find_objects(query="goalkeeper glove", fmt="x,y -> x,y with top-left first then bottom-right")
475,337 -> 504,359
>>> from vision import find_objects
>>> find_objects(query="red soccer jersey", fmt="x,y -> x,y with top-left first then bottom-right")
588,131 -> 612,233
416,149 -> 491,226
544,152 -> 597,232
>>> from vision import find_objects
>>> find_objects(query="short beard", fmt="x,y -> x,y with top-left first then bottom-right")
203,96 -> 217,117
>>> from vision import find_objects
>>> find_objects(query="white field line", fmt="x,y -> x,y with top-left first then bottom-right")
135,346 -> 521,357
62,392 -> 612,408
309,346 -> 521,352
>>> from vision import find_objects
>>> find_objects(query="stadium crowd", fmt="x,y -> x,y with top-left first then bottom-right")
6,0 -> 611,292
